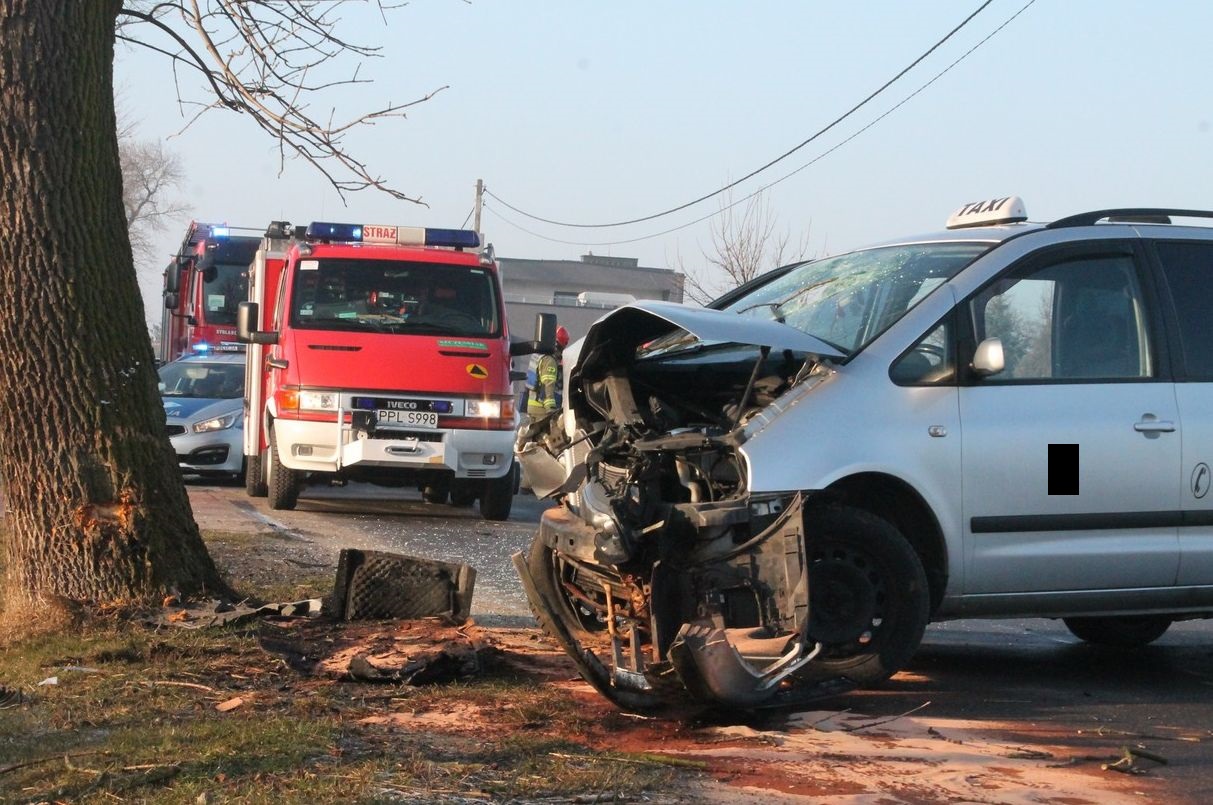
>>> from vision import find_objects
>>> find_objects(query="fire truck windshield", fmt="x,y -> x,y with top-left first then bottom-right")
200,262 -> 249,326
289,259 -> 502,338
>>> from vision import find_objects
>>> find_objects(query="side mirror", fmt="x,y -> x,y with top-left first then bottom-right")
509,312 -> 557,356
972,337 -> 1005,377
163,291 -> 178,309
237,301 -> 278,345
533,312 -> 557,353
165,265 -> 181,294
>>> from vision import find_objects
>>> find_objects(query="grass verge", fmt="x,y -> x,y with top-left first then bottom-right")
0,532 -> 684,803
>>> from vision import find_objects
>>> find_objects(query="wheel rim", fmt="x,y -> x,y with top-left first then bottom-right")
809,542 -> 888,656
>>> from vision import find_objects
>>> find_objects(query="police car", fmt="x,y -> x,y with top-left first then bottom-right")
519,198 -> 1213,690
160,352 -> 247,480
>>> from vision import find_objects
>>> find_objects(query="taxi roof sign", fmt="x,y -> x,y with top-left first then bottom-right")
946,196 -> 1028,229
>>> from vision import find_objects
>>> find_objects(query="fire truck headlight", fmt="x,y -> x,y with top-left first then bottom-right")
193,412 -> 240,433
466,399 -> 501,418
298,390 -> 340,411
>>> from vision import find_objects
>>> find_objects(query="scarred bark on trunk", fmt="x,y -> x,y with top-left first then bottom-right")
0,1 -> 228,615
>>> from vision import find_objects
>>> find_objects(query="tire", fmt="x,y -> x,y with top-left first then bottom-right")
422,476 -> 451,505
800,504 -> 930,687
525,537 -> 656,711
266,424 -> 301,511
1063,615 -> 1172,647
449,481 -> 477,507
245,449 -> 268,498
527,537 -> 609,641
479,463 -> 516,521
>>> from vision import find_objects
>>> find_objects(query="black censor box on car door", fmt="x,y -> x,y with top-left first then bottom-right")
1049,444 -> 1079,495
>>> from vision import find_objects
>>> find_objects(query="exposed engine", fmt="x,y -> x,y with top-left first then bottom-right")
513,302 -> 854,710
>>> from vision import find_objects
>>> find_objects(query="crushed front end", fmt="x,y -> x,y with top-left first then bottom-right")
514,301 -> 851,709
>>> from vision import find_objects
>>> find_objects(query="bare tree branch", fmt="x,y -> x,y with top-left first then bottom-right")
118,118 -> 188,264
117,0 -> 442,204
676,189 -> 816,305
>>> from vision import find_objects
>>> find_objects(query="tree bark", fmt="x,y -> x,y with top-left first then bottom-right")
0,1 -> 228,616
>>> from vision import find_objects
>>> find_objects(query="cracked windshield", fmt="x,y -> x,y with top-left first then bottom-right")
724,242 -> 989,355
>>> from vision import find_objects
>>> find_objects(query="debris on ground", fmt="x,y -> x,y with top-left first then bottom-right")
1102,745 -> 1169,775
327,549 -> 476,624
144,598 -> 323,629
257,619 -> 575,685
214,696 -> 245,713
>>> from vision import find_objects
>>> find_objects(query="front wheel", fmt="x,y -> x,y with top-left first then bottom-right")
245,449 -> 268,498
266,424 -> 302,510
800,504 -> 930,687
1063,615 -> 1172,647
479,463 -> 516,521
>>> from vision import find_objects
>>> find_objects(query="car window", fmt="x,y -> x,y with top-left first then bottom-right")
201,261 -> 248,325
890,321 -> 953,385
968,253 -> 1152,381
159,362 -> 246,398
1154,240 -> 1213,380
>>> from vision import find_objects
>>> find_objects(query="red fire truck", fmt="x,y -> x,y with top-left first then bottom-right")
160,222 -> 261,362
237,221 -> 553,521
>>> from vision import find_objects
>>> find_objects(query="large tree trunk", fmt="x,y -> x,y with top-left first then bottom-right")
0,1 -> 228,617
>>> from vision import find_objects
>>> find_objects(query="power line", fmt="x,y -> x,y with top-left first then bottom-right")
485,0 -> 1037,251
486,0 -> 996,230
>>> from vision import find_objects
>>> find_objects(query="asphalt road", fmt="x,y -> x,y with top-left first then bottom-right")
188,480 -> 1213,802
189,479 -> 551,623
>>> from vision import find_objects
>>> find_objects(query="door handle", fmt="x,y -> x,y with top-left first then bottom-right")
1134,417 -> 1175,433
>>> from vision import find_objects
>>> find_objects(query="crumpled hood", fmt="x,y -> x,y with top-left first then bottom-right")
570,299 -> 844,381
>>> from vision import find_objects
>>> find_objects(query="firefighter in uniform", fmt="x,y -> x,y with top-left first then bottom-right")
526,325 -> 569,420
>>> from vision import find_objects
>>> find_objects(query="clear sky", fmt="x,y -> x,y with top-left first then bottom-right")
114,1 -> 1213,324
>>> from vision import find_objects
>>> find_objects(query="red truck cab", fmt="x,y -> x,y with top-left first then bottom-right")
238,221 -> 554,521
160,222 -> 260,361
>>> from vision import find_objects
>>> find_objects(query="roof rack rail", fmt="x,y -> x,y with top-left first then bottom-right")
1047,208 -> 1213,229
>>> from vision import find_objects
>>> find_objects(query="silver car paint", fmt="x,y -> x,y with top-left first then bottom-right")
556,220 -> 1213,621
166,396 -> 245,476
161,353 -> 247,477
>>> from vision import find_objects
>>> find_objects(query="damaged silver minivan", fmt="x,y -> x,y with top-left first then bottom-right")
514,198 -> 1213,710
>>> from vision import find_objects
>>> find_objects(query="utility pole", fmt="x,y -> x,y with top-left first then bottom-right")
473,178 -> 483,235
